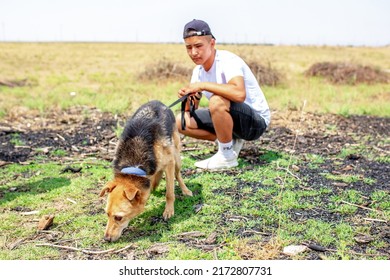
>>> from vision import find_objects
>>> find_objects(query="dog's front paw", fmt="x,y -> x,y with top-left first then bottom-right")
163,207 -> 174,220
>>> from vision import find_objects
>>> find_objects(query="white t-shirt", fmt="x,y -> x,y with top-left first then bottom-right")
190,49 -> 271,126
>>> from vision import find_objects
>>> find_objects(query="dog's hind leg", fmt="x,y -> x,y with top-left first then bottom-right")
163,162 -> 175,220
173,131 -> 192,197
175,156 -> 192,197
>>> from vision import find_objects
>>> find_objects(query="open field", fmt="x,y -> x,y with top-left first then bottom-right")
0,43 -> 389,260
1,43 -> 389,116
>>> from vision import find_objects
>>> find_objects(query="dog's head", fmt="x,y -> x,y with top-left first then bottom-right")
99,176 -> 149,242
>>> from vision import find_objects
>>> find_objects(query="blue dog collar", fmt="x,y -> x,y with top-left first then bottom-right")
121,167 -> 147,176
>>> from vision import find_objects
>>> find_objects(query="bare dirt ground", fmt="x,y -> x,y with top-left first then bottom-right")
0,106 -> 389,259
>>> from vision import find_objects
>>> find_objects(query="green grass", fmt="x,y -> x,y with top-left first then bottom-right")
9,133 -> 25,146
1,146 -> 388,260
0,43 -> 389,260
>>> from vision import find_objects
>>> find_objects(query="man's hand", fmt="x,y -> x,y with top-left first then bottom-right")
178,82 -> 204,98
179,77 -> 246,103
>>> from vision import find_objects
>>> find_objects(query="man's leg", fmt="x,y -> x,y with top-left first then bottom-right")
175,95 -> 233,142
175,112 -> 217,141
192,95 -> 238,169
208,95 -> 233,144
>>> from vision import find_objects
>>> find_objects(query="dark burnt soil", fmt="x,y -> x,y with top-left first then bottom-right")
0,106 -> 389,259
0,107 -> 118,163
1,107 -> 388,163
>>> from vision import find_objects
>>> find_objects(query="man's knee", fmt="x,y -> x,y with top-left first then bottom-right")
209,95 -> 230,114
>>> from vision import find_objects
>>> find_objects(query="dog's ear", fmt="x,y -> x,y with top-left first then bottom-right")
99,181 -> 117,197
123,186 -> 140,202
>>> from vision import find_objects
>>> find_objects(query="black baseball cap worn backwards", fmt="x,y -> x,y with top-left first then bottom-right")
183,19 -> 215,39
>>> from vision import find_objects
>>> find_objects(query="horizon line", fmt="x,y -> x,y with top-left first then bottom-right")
0,40 -> 389,48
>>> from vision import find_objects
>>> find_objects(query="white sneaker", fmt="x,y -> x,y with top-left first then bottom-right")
195,152 -> 238,170
233,138 -> 245,155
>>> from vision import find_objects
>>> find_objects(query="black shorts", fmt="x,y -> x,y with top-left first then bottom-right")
192,102 -> 267,141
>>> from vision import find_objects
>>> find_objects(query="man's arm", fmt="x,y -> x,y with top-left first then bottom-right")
179,76 -> 246,103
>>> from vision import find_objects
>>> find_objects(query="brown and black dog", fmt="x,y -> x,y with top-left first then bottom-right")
99,100 -> 192,242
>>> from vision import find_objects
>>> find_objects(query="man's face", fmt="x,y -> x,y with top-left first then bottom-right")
184,35 -> 215,66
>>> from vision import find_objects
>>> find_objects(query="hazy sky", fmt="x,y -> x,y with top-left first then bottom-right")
1,0 -> 389,46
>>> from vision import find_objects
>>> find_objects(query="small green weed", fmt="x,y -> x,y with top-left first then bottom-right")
50,149 -> 68,157
10,133 -> 25,146
323,173 -> 376,185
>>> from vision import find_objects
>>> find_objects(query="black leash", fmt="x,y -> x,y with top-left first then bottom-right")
168,93 -> 199,131
168,93 -> 191,108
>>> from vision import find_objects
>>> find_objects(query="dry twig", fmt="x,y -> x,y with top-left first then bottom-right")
363,218 -> 387,223
36,243 -> 134,255
340,200 -> 383,213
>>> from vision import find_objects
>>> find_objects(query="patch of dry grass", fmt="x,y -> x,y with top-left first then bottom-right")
138,58 -> 192,82
247,61 -> 284,86
305,62 -> 389,84
233,237 -> 283,260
